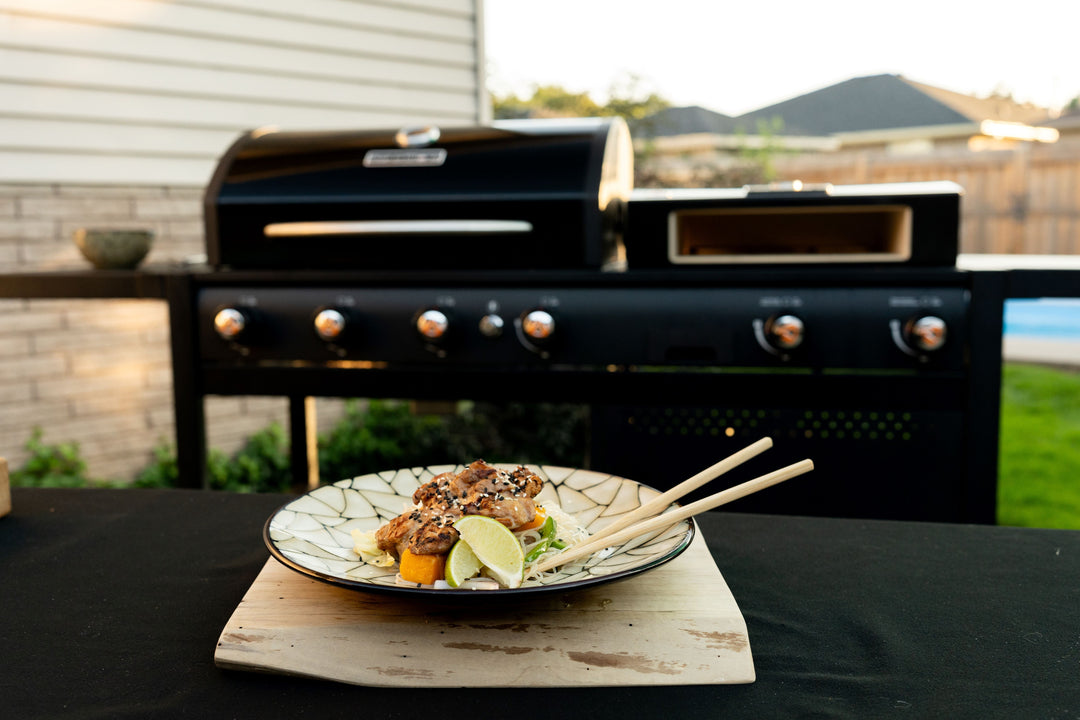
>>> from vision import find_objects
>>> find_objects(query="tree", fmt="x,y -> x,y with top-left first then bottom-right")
600,74 -> 670,124
493,85 -> 603,119
491,74 -> 669,124
489,76 -> 783,189
491,76 -> 672,187
735,116 -> 785,183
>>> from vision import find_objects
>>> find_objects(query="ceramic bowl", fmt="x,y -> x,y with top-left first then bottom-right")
72,228 -> 154,269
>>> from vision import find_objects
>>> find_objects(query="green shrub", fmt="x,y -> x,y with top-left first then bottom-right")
133,440 -> 180,488
317,400 -> 450,482
316,399 -> 588,482
211,422 -> 291,493
442,402 -> 587,467
42,399 -> 589,492
128,400 -> 592,489
10,427 -> 111,488
136,423 -> 291,493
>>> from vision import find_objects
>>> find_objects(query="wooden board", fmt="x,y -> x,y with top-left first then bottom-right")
215,533 -> 755,687
0,458 -> 9,518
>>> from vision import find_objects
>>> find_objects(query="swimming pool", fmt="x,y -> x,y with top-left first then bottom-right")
1004,299 -> 1080,340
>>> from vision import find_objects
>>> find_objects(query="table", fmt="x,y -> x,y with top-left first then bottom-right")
2,488 -> 1077,719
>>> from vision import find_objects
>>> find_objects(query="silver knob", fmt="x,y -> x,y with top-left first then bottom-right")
314,308 -> 347,342
520,309 -> 556,343
416,308 -> 450,341
765,314 -> 805,351
479,313 -> 504,338
906,316 -> 947,352
213,307 -> 248,342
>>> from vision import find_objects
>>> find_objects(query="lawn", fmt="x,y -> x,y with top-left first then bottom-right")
997,362 -> 1080,529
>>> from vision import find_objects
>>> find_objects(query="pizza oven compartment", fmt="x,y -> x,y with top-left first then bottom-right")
625,183 -> 961,269
670,203 -> 912,263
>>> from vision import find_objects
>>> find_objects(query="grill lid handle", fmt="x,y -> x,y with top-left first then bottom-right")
263,220 -> 533,237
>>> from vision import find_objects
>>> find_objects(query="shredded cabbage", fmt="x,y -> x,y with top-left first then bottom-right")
351,529 -> 396,567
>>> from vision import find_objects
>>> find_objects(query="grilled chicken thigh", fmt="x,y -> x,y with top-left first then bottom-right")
375,460 -> 543,558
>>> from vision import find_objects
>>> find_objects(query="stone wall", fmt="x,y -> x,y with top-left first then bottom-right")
0,182 -> 345,483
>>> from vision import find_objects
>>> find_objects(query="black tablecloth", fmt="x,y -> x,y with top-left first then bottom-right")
1,488 -> 1077,719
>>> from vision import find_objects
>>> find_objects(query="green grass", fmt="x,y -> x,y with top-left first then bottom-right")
997,363 -> 1080,529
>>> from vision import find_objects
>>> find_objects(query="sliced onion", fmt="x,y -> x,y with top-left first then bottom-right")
460,577 -> 500,591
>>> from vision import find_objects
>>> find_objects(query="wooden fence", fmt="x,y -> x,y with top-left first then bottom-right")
773,145 -> 1080,256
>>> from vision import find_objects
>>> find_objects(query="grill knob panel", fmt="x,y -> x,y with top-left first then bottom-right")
905,315 -> 947,352
313,307 -> 348,342
213,307 -> 249,342
415,308 -> 450,341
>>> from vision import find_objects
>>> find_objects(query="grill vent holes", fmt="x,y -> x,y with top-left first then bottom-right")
625,407 -> 922,442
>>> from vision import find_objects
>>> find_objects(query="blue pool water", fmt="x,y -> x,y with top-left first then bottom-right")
1004,299 -> 1080,340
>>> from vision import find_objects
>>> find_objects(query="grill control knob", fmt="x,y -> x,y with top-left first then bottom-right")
764,314 -> 805,351
905,315 -> 947,352
520,309 -> 556,343
213,307 -> 249,342
516,308 -> 556,357
313,308 -> 348,343
479,313 -> 505,338
415,308 -> 450,342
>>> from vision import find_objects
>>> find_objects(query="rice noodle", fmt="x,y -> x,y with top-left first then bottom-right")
521,503 -> 591,580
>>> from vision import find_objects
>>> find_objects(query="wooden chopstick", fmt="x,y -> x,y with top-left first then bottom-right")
529,458 -> 814,576
571,436 -> 773,552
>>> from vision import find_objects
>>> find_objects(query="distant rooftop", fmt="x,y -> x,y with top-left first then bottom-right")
634,74 -> 1054,138
633,105 -> 736,137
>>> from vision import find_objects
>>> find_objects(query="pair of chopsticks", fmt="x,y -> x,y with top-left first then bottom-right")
528,437 -> 812,576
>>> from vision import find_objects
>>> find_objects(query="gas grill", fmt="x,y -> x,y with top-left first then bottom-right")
168,118 -> 1008,523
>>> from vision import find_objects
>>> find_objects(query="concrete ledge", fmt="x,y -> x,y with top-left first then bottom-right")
1003,336 -> 1080,369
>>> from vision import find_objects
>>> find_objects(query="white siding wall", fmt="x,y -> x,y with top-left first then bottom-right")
0,0 -> 486,184
0,1 -> 486,483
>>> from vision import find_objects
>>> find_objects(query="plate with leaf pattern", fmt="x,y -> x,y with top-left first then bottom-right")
264,463 -> 695,599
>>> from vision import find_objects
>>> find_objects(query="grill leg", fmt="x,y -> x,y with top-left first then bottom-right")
167,273 -> 206,489
289,396 -> 319,490
965,271 -> 1005,524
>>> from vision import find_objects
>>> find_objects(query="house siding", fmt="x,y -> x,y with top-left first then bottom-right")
0,0 -> 482,184
0,0 -> 486,482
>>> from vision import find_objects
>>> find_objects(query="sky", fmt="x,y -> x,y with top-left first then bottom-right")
483,0 -> 1080,117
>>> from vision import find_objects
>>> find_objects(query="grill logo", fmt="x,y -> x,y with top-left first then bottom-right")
362,148 -> 447,168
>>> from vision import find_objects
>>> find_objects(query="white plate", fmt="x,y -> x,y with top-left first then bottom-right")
263,463 -> 695,599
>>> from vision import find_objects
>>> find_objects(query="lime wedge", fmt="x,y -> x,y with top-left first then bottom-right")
444,539 -> 482,588
453,515 -> 525,589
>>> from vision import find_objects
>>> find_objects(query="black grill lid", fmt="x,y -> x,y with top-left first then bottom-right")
204,118 -> 633,271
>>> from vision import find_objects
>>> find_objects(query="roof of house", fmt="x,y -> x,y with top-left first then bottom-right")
1046,107 -> 1080,131
635,74 -> 1053,138
632,105 -> 736,137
